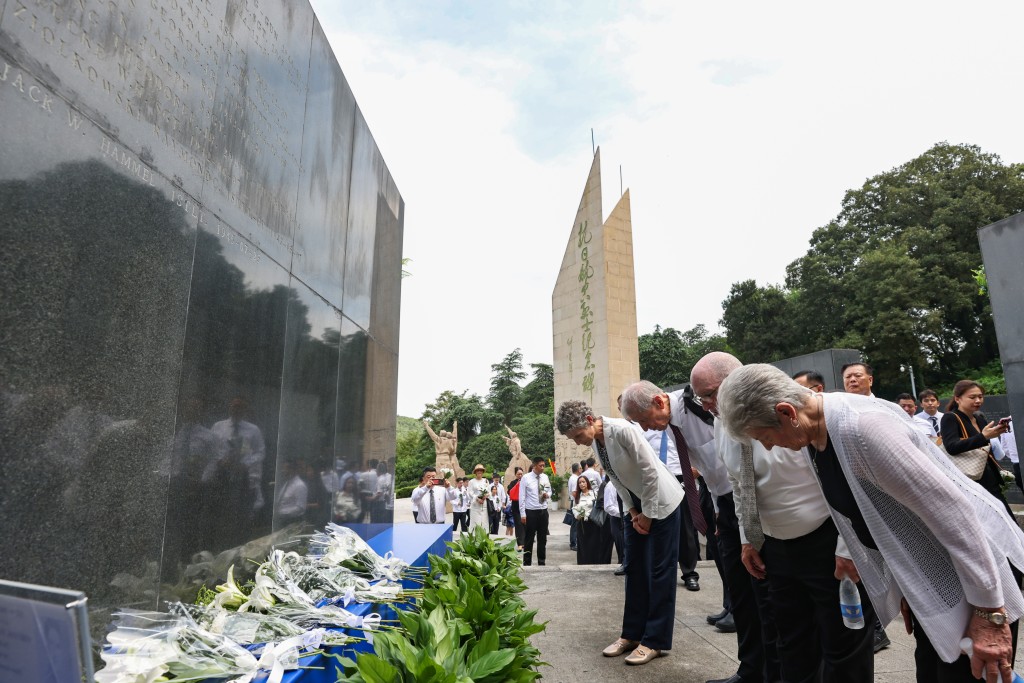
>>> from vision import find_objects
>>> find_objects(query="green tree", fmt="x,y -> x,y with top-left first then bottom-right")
421,390 -> 487,445
721,142 -> 1024,393
510,412 -> 555,460
638,324 -> 730,387
459,432 -> 511,477
487,348 -> 527,425
718,282 -> 796,363
520,362 -> 554,416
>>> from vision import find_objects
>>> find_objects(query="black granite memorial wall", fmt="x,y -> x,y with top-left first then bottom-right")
0,0 -> 403,627
979,213 -> 1024,458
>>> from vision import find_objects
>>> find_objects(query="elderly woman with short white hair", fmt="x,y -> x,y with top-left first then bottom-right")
717,363 -> 1024,683
557,399 -> 683,666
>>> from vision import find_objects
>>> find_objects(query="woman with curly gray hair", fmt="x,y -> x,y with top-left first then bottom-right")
557,398 -> 683,666
717,363 -> 1024,683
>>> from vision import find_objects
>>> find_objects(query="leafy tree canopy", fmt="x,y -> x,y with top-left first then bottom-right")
638,324 -> 729,388
488,348 -> 527,425
720,142 -> 1023,395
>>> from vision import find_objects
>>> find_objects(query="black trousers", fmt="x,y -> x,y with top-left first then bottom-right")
677,475 -> 699,580
622,504 -> 681,651
762,519 -> 874,683
522,508 -> 548,566
717,492 -> 778,682
608,514 -> 625,564
702,480 -> 730,612
451,510 -> 468,532
511,501 -> 525,546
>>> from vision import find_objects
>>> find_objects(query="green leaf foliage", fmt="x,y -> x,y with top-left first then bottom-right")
638,324 -> 730,388
719,142 -> 1020,396
341,527 -> 546,683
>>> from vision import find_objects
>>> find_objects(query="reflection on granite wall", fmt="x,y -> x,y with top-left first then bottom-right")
0,0 -> 402,627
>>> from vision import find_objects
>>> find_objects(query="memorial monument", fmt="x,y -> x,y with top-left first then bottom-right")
0,0 -> 404,635
551,148 -> 641,475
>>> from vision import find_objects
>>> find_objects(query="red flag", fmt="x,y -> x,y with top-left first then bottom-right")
548,459 -> 557,475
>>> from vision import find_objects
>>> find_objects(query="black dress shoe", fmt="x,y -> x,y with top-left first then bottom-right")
714,612 -> 736,633
873,624 -> 890,653
614,564 -> 627,576
683,576 -> 700,591
706,608 -> 729,625
705,675 -> 742,683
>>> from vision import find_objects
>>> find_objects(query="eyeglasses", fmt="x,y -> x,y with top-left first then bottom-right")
693,386 -> 719,406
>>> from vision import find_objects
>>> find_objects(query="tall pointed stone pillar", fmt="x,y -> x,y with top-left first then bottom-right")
551,149 -> 641,475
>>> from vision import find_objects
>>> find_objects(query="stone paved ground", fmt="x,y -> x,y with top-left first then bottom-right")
394,497 -> 1020,682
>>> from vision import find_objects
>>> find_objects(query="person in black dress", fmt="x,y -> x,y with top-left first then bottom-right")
575,474 -> 603,564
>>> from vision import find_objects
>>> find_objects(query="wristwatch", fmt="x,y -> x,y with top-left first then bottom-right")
973,608 -> 1008,626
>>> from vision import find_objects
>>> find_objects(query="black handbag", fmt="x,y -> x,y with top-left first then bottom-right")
590,478 -> 609,526
562,509 -> 574,526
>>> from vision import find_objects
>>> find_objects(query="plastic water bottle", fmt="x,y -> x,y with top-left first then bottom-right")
961,638 -> 1024,682
839,575 -> 864,629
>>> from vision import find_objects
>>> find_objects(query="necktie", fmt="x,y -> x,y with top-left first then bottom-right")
659,431 -> 668,464
930,416 -> 939,436
669,424 -> 707,534
429,488 -> 437,523
738,442 -> 765,551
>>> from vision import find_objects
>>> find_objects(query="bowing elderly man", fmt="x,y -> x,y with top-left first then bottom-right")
621,379 -> 773,683
692,352 -> 874,683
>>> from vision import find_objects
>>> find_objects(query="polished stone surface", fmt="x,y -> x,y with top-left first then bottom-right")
0,0 -> 403,624
979,213 -> 1024,457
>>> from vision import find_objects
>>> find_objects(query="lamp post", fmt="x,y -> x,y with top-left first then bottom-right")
900,364 -> 917,398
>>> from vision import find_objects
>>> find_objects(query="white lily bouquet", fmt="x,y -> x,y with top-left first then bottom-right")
572,499 -> 592,521
476,487 -> 491,503
440,468 -> 454,480
95,610 -> 261,683
310,522 -> 412,583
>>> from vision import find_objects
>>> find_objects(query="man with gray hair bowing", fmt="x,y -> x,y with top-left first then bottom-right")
691,351 -> 874,683
621,377 -> 772,683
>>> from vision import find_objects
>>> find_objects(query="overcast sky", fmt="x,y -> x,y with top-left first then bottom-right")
308,0 -> 1024,418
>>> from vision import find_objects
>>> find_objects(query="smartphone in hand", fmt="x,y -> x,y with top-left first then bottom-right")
999,417 -> 1012,432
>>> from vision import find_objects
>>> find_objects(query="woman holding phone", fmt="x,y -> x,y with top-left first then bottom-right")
940,380 -> 1013,507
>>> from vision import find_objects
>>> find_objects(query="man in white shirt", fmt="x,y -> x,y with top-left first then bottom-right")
211,397 -> 267,518
581,458 -> 602,488
490,473 -> 509,534
567,464 -> 581,551
450,477 -> 470,532
519,456 -> 552,566
411,467 -> 457,525
896,393 -> 934,438
637,398 -> 710,593
841,362 -> 874,396
624,379 -> 767,683
913,388 -> 944,439
274,459 -> 308,525
696,352 -> 874,683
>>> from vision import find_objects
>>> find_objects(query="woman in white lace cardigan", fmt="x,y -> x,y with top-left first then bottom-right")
717,364 -> 1024,683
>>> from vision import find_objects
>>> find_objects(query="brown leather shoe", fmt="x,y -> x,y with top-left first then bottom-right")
602,638 -> 639,657
624,645 -> 665,665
